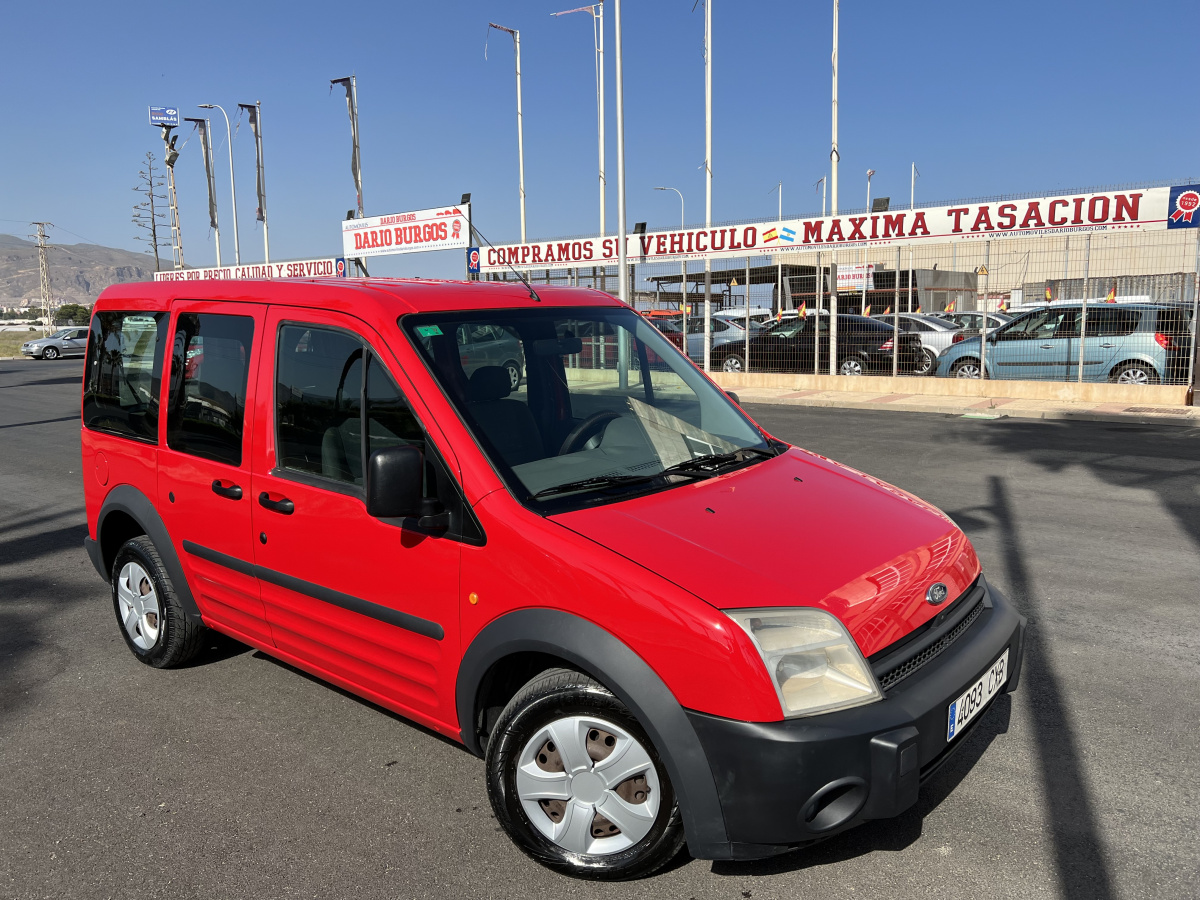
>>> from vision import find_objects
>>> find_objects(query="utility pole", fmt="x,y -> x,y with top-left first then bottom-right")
550,3 -> 605,235
829,0 -> 840,375
30,223 -> 53,337
488,23 -> 527,243
161,126 -> 185,269
703,0 -> 713,372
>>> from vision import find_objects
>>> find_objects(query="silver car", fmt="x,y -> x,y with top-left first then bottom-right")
870,313 -> 961,375
933,311 -> 1013,334
679,313 -> 764,364
20,327 -> 89,360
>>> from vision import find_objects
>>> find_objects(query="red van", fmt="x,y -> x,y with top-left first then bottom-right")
81,278 -> 1024,879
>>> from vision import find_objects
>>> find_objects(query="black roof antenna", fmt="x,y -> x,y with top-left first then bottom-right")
469,223 -> 542,302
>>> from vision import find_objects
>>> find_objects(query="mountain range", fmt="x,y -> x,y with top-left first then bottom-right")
0,234 -> 153,306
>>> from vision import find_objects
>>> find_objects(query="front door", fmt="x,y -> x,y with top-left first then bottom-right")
249,308 -> 463,733
157,301 -> 272,647
989,307 -> 1073,380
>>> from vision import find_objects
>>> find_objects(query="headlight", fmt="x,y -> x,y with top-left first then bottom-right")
725,607 -> 882,717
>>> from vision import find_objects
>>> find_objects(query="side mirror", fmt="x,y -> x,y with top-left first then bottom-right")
365,445 -> 424,518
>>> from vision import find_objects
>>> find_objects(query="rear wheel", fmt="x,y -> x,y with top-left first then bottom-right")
720,353 -> 745,374
916,348 -> 937,376
952,358 -> 983,379
503,359 -> 522,390
838,357 -> 864,376
1110,362 -> 1158,385
485,668 -> 685,880
42,346 -> 59,360
111,536 -> 207,668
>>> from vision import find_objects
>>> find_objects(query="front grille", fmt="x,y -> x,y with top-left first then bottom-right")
875,600 -> 984,691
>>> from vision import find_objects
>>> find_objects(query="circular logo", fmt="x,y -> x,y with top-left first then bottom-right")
1178,191 -> 1199,213
336,259 -> 346,276
926,582 -> 949,606
469,249 -> 480,267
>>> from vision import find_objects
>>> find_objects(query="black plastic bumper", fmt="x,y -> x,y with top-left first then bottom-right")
84,536 -> 107,582
686,579 -> 1025,859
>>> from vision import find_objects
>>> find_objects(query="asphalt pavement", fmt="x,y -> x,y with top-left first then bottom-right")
1,357 -> 1197,900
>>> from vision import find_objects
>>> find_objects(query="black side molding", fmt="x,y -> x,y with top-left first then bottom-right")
182,540 -> 445,641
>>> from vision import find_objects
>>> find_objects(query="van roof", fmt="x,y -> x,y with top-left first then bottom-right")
96,277 -> 625,318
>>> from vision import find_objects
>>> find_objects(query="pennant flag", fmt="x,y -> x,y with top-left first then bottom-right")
1105,281 -> 1117,303
944,298 -> 956,313
763,227 -> 779,243
863,305 -> 872,317
1045,285 -> 1053,302
884,306 -> 891,314
916,303 -> 923,313
998,297 -> 1009,312
238,103 -> 267,223
797,300 -> 807,317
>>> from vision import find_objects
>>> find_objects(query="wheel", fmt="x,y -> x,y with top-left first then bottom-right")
952,358 -> 983,379
111,536 -> 207,668
916,348 -> 937,376
42,346 -> 59,360
485,668 -> 685,880
720,353 -> 745,374
559,410 -> 622,455
1110,362 -> 1159,385
838,357 -> 864,376
503,360 -> 522,390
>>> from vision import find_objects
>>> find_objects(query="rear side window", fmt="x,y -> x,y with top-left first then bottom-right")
1085,308 -> 1139,337
166,313 -> 255,466
1156,308 -> 1188,335
83,311 -> 168,443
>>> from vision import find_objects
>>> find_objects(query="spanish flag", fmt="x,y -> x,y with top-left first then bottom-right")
998,297 -> 1009,312
1045,285 -> 1053,303
1105,281 -> 1117,304
915,303 -> 923,313
945,298 -> 956,313
763,227 -> 779,243
863,305 -> 872,317
884,306 -> 892,314
797,300 -> 807,317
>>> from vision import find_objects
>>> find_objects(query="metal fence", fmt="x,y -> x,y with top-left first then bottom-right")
487,225 -> 1200,388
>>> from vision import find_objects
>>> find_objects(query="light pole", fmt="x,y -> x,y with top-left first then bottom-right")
655,186 -> 687,348
815,176 -> 826,217
863,170 -> 874,313
703,0 -> 713,371
488,23 -> 527,243
866,169 -> 874,211
199,103 -> 240,265
911,162 -> 919,210
774,181 -> 783,314
829,0 -> 840,375
551,3 -> 605,236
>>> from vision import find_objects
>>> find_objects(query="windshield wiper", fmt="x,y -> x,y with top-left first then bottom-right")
531,468 -> 712,499
660,447 -> 775,476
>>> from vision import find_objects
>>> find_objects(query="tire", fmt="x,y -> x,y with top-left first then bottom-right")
111,536 -> 207,668
720,353 -> 745,374
42,346 -> 59,360
838,357 -> 864,376
503,360 -> 522,390
916,348 -> 937,376
1110,362 -> 1159,385
951,358 -> 983,379
485,668 -> 686,880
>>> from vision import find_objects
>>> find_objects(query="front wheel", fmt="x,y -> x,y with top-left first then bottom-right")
111,536 -> 207,668
503,360 -> 522,390
1110,362 -> 1159,385
838,357 -> 865,376
485,668 -> 685,880
42,346 -> 59,360
952,358 -> 983,379
720,352 -> 745,374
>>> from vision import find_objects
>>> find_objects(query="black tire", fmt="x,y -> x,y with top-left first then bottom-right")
951,357 -> 984,379
719,352 -> 745,374
111,535 -> 207,668
42,346 -> 59,360
1109,361 -> 1159,385
916,347 -> 937,376
485,668 -> 686,880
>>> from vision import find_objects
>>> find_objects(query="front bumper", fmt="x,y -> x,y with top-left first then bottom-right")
687,578 -> 1025,858
20,345 -> 39,357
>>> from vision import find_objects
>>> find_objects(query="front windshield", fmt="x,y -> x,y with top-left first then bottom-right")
403,306 -> 776,511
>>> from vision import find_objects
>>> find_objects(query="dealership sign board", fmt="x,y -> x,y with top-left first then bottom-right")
342,204 -> 470,259
480,184 -> 1200,273
153,257 -> 346,282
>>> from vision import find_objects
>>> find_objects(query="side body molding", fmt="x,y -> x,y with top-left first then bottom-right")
455,609 -> 732,857
90,483 -> 204,625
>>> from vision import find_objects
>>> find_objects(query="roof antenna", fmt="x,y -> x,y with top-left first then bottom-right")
469,223 -> 542,302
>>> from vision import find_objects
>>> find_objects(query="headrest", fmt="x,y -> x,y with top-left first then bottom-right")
468,366 -> 512,402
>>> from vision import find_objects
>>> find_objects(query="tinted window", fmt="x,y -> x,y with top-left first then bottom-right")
276,325 -> 364,484
83,311 -> 168,442
167,313 -> 254,466
1156,308 -> 1188,335
1084,308 -> 1139,337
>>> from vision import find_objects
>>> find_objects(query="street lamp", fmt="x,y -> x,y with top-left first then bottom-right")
654,186 -> 687,343
866,168 -> 875,210
551,3 -> 605,236
198,104 -> 240,265
488,23 -> 526,243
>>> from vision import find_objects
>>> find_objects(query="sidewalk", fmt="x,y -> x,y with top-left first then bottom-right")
728,383 -> 1200,426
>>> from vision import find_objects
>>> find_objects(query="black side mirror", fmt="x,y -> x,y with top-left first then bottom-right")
365,445 -> 424,518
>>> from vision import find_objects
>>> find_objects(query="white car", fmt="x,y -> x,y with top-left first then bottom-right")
21,328 -> 89,360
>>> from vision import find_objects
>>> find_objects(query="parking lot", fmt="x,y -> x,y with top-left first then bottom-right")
1,356 -> 1197,900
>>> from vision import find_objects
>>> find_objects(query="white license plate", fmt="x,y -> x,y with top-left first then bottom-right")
947,649 -> 1009,742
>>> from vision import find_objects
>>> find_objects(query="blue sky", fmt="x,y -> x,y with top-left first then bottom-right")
1,1 -> 1196,279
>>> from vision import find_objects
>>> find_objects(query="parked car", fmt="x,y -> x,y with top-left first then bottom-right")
82,278 -> 1025,880
20,327 -> 89,360
456,322 -> 524,390
870,313 -> 963,375
717,313 -> 924,375
936,303 -> 1193,383
931,311 -> 1012,334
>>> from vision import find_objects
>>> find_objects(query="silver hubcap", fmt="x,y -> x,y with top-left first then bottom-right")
516,716 -> 661,855
722,356 -> 743,373
507,365 -> 521,389
839,359 -> 863,376
955,362 -> 982,379
1117,368 -> 1150,384
116,561 -> 161,651
918,351 -> 934,373
45,348 -> 57,359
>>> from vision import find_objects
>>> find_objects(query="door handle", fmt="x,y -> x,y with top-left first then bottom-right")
1039,343 -> 1054,349
211,480 -> 243,500
1099,342 -> 1116,348
258,492 -> 295,515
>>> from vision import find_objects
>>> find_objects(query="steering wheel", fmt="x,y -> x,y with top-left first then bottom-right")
559,410 -> 622,455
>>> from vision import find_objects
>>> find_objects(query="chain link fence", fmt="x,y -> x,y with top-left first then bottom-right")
487,225 -> 1199,388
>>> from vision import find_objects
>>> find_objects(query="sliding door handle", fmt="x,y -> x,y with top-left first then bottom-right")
258,492 -> 295,515
211,480 -> 243,500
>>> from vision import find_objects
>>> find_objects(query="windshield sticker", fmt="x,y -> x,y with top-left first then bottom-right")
415,325 -> 443,337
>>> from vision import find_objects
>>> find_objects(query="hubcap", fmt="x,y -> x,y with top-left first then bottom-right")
840,359 -> 863,376
116,561 -> 161,651
516,716 -> 660,855
722,356 -> 743,373
507,365 -> 521,389
955,363 -> 982,379
1117,368 -> 1149,385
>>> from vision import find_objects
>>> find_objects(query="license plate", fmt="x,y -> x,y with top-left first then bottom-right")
947,649 -> 1009,742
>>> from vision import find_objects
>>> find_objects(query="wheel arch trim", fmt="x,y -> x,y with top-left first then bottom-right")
456,608 -> 730,852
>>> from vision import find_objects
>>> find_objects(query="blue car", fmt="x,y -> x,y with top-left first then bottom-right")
935,303 -> 1193,384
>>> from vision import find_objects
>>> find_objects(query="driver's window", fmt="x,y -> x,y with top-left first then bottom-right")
1032,309 -> 1070,339
275,324 -> 365,484
999,313 -> 1040,339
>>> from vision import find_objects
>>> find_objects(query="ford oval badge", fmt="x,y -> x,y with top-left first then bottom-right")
926,582 -> 949,606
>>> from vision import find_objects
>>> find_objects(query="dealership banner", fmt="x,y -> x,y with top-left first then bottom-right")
153,257 -> 346,281
342,204 -> 470,259
480,184 -> 1198,273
